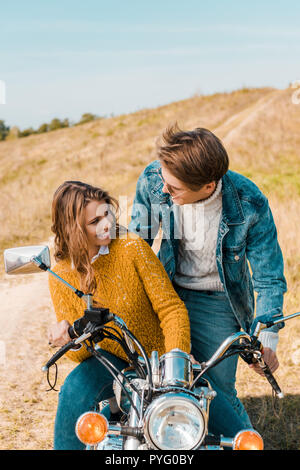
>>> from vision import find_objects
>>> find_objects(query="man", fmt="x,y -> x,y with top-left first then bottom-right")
128,124 -> 287,428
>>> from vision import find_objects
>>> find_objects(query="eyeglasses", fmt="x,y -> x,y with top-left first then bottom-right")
159,170 -> 190,198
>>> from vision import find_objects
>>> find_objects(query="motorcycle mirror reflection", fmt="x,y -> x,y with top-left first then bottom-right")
4,245 -> 51,275
4,245 -> 94,306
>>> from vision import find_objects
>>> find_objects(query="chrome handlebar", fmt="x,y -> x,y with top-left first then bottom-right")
252,311 -> 300,338
204,331 -> 251,370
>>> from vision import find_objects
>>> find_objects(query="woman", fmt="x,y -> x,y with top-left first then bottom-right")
48,180 -> 248,450
48,180 -> 191,450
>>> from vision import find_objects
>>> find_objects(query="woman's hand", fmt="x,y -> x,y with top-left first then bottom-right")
48,320 -> 72,348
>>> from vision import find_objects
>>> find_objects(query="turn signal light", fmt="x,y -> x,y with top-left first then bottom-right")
75,412 -> 108,446
233,429 -> 264,450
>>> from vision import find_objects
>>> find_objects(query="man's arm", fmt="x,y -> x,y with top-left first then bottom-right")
246,197 -> 287,333
246,197 -> 287,374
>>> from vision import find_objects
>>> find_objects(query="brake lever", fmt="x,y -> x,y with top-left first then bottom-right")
42,326 -> 98,372
253,351 -> 284,399
42,340 -> 77,371
239,338 -> 284,399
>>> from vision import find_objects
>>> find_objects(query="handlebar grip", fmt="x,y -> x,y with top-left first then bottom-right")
260,362 -> 284,398
43,341 -> 75,371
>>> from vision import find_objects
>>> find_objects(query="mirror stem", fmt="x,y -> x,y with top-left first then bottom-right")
32,256 -> 90,304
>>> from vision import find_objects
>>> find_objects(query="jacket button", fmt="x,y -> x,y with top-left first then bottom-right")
234,255 -> 240,261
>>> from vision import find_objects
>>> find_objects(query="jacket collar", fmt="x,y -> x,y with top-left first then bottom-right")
221,172 -> 245,225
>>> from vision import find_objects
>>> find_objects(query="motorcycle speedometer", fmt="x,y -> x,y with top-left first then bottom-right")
143,393 -> 207,450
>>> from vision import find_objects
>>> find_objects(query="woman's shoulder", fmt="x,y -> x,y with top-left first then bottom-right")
114,231 -> 152,253
112,232 -> 158,266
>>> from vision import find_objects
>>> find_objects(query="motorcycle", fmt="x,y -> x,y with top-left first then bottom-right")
4,245 -> 300,451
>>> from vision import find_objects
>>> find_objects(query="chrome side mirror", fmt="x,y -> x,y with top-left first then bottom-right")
4,245 -> 51,275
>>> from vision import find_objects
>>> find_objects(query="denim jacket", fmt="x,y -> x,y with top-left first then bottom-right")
128,160 -> 287,334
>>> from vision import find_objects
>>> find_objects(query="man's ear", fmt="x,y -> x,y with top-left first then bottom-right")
204,181 -> 216,192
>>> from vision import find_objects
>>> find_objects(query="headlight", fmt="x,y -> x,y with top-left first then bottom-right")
144,393 -> 206,450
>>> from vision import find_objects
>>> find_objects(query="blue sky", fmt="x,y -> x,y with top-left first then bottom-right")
0,0 -> 299,129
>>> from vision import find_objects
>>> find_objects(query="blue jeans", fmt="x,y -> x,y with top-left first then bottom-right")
54,349 -> 251,450
54,349 -> 128,450
174,285 -> 252,429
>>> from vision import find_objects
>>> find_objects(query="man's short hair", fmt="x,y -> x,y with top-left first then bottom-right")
157,123 -> 229,190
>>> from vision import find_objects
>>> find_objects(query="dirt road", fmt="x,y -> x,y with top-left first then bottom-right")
0,241 -> 74,449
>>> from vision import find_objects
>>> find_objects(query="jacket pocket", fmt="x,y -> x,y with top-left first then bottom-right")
223,243 -> 246,264
222,243 -> 247,284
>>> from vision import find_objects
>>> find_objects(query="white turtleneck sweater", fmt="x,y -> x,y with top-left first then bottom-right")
173,179 -> 224,292
172,179 -> 279,352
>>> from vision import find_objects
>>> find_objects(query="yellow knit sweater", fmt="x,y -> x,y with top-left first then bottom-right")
48,233 -> 191,363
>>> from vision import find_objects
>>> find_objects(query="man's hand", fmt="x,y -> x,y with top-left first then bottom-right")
248,347 -> 279,377
48,320 -> 71,348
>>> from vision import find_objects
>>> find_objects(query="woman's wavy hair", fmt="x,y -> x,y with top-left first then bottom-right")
51,180 -> 120,295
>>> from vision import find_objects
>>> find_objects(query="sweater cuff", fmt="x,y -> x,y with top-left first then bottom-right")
258,331 -> 279,352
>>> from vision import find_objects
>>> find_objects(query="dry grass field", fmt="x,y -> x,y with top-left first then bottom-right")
0,86 -> 299,450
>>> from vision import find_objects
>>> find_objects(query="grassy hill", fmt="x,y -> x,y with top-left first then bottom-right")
1,85 -> 299,299
0,86 -> 299,449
